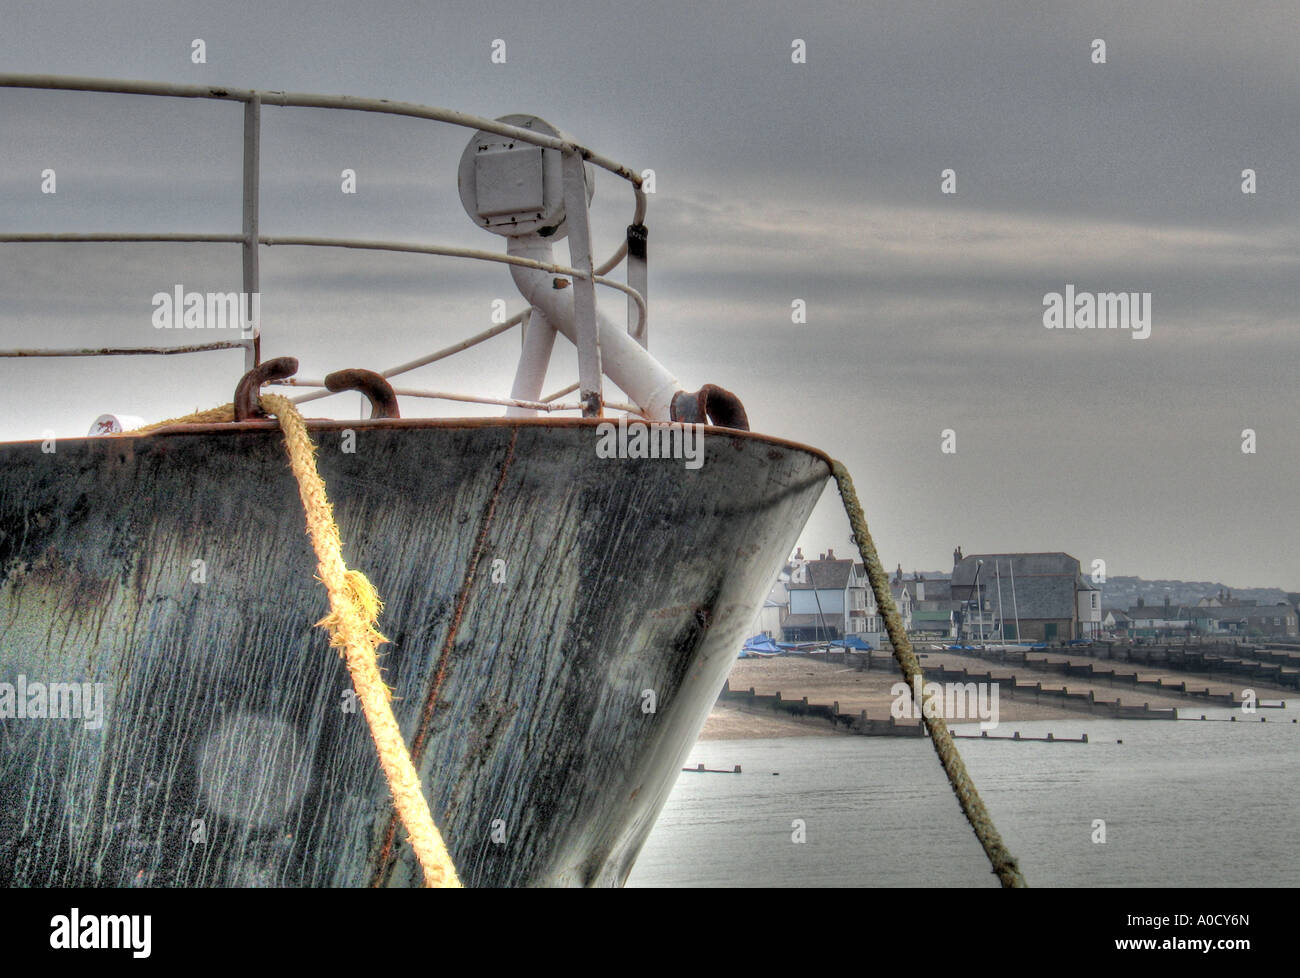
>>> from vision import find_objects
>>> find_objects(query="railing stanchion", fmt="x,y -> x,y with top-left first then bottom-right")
241,95 -> 261,371
627,224 -> 647,348
561,149 -> 601,417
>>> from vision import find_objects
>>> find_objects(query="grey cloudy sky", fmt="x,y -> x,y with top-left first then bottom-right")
2,1 -> 1297,591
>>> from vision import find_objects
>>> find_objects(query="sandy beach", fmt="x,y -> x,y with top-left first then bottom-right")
697,649 -> 1291,740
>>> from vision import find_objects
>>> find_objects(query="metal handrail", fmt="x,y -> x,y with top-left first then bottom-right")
0,75 -> 648,198
0,341 -> 244,358
0,74 -> 648,415
0,234 -> 648,332
257,237 -> 647,320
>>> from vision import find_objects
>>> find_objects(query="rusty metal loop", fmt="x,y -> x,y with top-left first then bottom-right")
324,369 -> 401,419
669,384 -> 750,431
234,356 -> 299,421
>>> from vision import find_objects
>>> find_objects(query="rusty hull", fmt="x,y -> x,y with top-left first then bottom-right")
0,418 -> 828,886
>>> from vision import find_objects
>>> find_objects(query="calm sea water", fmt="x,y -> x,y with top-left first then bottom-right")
626,703 -> 1300,887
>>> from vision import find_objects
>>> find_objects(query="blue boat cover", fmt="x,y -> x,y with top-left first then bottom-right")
740,634 -> 782,655
830,635 -> 873,651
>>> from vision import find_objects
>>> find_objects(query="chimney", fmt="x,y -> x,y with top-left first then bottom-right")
793,547 -> 803,560
819,553 -> 826,561
953,545 -> 963,565
827,548 -> 835,560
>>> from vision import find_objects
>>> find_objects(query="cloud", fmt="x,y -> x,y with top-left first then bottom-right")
0,0 -> 1297,587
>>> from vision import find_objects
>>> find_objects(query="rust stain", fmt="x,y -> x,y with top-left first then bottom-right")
370,426 -> 519,885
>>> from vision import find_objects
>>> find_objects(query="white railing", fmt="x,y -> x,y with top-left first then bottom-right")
0,74 -> 650,417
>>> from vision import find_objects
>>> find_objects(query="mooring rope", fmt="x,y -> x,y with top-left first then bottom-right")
132,394 -> 452,888
832,460 -> 1028,888
255,394 -> 460,888
131,397 -> 460,886
132,403 -> 236,432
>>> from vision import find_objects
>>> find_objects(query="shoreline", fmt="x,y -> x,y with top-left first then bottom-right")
697,651 -> 1292,740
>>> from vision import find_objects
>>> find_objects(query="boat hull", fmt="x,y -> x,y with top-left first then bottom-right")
0,418 -> 828,886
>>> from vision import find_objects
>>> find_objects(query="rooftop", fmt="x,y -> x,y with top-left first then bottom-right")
788,558 -> 857,591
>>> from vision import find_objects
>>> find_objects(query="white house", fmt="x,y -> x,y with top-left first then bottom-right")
889,565 -> 915,631
1102,609 -> 1131,634
1077,577 -> 1102,638
783,549 -> 883,646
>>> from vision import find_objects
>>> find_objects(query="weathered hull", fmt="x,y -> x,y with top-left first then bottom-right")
0,418 -> 828,886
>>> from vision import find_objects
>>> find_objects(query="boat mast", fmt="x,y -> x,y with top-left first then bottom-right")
994,560 -> 1006,644
1009,560 -> 1022,644
810,581 -> 832,643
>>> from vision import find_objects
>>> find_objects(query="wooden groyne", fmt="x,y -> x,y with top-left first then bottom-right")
952,731 -> 1089,743
917,664 -> 1179,718
966,642 -> 1300,691
717,683 -> 925,737
716,641 -> 1300,735
774,642 -> 1300,692
1180,714 -> 1297,723
715,680 -> 1176,735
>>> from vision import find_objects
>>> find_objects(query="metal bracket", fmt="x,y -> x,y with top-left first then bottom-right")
324,369 -> 401,419
234,356 -> 298,420
670,384 -> 750,431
